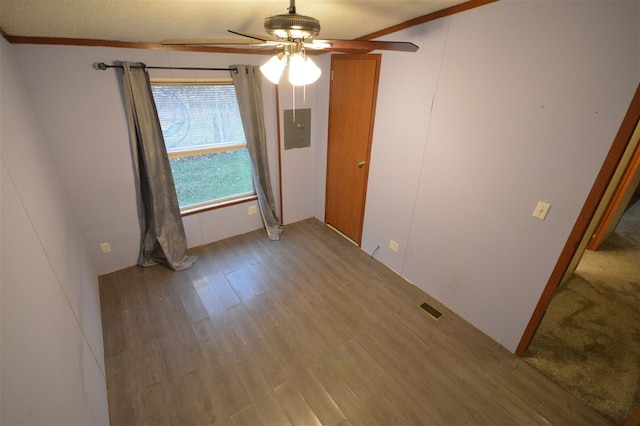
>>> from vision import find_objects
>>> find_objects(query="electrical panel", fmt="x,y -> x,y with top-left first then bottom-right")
284,108 -> 311,150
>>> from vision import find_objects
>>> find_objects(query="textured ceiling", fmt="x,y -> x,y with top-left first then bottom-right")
0,0 -> 469,44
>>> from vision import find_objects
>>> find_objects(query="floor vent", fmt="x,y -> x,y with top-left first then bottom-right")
420,302 -> 443,320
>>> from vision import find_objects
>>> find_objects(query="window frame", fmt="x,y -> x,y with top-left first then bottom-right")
150,77 -> 256,216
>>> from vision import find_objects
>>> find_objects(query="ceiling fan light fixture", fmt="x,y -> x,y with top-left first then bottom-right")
288,53 -> 321,86
260,53 -> 287,84
264,13 -> 320,40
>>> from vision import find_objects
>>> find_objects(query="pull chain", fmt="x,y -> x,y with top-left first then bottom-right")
303,84 -> 307,106
291,84 -> 307,123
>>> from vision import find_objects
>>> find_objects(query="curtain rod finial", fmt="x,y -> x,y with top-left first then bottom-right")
94,62 -> 108,70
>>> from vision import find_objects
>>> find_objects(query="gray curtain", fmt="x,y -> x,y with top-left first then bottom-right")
121,62 -> 197,270
232,65 -> 283,240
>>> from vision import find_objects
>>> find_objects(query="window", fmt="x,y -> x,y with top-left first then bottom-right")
150,78 -> 254,213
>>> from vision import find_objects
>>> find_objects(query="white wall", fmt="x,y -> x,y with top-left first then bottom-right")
12,46 -> 296,274
1,37 -> 108,425
361,1 -> 639,351
6,0 -> 639,357
277,53 -> 332,224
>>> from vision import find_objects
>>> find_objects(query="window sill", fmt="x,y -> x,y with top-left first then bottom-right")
181,194 -> 258,217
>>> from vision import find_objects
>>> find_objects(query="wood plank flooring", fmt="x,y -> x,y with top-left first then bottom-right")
99,218 -> 612,425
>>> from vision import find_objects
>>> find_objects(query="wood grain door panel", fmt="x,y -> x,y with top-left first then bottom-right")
325,54 -> 381,244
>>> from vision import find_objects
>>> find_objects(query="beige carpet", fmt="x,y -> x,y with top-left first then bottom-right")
524,200 -> 640,424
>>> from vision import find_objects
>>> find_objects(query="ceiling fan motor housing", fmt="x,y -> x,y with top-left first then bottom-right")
264,13 -> 320,39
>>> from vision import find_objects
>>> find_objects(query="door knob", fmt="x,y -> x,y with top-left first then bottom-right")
357,160 -> 367,168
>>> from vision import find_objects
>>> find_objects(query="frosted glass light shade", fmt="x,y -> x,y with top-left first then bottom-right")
288,54 -> 321,86
260,54 -> 286,84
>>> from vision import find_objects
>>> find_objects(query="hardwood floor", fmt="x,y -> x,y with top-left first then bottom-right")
100,218 -> 611,425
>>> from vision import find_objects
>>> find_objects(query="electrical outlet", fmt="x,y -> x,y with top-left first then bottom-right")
532,201 -> 551,220
100,242 -> 112,254
389,240 -> 399,253
248,205 -> 258,215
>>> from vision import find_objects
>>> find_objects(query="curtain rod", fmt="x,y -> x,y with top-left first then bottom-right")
94,62 -> 239,73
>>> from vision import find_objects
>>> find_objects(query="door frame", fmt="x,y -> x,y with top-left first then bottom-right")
515,82 -> 640,356
558,104 -> 640,286
586,134 -> 640,251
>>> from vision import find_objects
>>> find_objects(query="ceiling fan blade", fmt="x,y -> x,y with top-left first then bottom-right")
227,30 -> 289,44
161,38 -> 272,46
314,39 -> 419,53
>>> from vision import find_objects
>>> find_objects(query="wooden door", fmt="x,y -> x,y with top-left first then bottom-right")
587,137 -> 640,250
325,54 -> 381,244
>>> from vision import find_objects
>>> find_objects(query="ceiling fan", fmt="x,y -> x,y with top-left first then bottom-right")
161,0 -> 419,85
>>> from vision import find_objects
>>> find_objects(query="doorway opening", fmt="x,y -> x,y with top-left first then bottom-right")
522,199 -> 640,423
516,82 -> 640,424
517,82 -> 640,356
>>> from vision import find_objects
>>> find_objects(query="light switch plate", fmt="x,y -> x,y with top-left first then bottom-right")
533,201 -> 551,220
